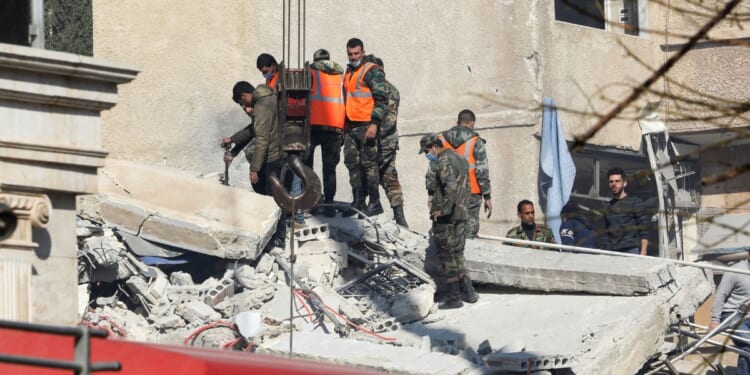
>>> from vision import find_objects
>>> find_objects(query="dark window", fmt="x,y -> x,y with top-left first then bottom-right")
0,0 -> 31,46
555,0 -> 606,29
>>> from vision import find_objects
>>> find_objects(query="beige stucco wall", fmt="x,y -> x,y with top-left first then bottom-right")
94,1 -> 668,234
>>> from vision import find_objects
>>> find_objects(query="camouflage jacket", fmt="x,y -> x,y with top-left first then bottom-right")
506,224 -> 557,249
344,61 -> 387,127
380,80 -> 399,140
441,125 -> 492,199
430,149 -> 470,222
247,84 -> 281,172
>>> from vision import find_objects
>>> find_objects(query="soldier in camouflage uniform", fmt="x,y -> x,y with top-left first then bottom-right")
365,56 -> 407,227
420,134 -> 478,309
506,199 -> 556,249
438,110 -> 492,239
342,38 -> 387,217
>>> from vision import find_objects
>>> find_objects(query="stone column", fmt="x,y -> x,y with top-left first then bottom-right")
0,43 -> 138,324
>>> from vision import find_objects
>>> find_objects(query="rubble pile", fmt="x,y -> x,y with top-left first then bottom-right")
75,208 -> 445,354
72,160 -> 715,374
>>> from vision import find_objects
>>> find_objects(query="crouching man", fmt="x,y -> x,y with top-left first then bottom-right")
420,133 -> 477,309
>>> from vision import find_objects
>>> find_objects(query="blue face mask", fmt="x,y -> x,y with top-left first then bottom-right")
426,153 -> 438,162
263,71 -> 274,81
349,59 -> 362,69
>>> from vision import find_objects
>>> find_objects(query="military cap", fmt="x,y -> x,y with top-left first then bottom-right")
418,133 -> 440,154
313,49 -> 330,62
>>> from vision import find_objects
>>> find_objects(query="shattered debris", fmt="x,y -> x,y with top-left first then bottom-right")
73,161 -> 715,374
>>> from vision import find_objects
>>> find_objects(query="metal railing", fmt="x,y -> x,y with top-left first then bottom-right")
0,319 -> 120,375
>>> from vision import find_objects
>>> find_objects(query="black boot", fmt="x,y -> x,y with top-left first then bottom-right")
323,198 -> 337,218
343,189 -> 366,217
439,282 -> 463,309
393,205 -> 408,228
365,190 -> 384,217
459,274 -> 478,304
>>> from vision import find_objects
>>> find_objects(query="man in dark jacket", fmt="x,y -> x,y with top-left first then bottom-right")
604,167 -> 650,255
559,201 -> 596,249
221,81 -> 257,189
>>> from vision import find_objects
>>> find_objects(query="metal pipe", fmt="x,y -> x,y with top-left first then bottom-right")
0,320 -> 108,338
296,0 -> 300,68
0,353 -> 82,371
476,234 -> 750,277
672,327 -> 750,357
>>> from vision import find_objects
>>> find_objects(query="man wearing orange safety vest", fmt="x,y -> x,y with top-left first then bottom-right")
304,49 -> 345,217
436,110 -> 493,238
342,38 -> 388,217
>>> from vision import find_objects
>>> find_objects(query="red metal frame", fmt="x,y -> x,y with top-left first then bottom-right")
0,328 -> 377,375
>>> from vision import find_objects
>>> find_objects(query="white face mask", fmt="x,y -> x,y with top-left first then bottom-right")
349,59 -> 362,68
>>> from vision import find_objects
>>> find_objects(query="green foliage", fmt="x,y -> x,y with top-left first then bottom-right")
44,0 -> 92,56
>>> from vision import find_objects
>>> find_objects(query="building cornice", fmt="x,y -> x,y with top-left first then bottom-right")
0,44 -> 138,84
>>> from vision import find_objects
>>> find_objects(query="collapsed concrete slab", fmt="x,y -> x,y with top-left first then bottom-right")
260,331 -> 475,374
452,239 -> 683,296
83,159 -> 281,260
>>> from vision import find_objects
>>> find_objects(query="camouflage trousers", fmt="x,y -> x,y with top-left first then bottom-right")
432,220 -> 467,279
343,125 -> 379,200
378,136 -> 403,207
466,194 -> 483,238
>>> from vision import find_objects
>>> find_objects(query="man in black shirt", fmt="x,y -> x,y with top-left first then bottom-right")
604,168 -> 650,255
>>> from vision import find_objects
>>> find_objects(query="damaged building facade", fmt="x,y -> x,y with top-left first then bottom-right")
86,1 -> 750,254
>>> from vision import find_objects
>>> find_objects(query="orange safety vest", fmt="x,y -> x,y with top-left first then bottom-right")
438,134 -> 481,194
309,68 -> 345,129
267,71 -> 279,92
344,62 -> 376,122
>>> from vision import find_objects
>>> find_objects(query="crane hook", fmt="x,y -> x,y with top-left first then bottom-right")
269,154 -> 321,213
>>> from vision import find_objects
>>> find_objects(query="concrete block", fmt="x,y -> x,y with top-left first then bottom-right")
484,352 -> 573,372
96,159 -> 281,260
462,239 -> 680,296
254,253 -> 275,275
390,284 -> 436,324
293,223 -> 331,242
175,300 -> 220,323
260,331 -> 474,374
204,276 -> 234,307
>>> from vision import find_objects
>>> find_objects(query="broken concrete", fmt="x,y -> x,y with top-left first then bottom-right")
175,300 -> 221,323
74,188 -> 716,374
260,331 -> 474,374
449,239 -> 684,296
389,284 -> 436,324
88,159 -> 281,260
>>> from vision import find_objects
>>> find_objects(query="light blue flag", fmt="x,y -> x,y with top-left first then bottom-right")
539,98 -> 576,243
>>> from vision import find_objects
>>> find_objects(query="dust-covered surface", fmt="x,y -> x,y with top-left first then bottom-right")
74,161 -> 714,374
